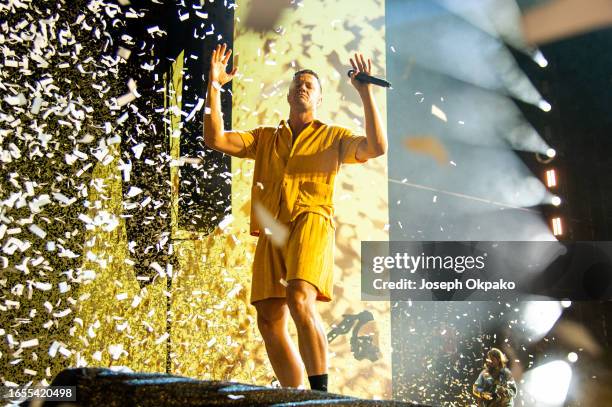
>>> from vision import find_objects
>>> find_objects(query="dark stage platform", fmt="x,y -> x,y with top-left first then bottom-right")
20,368 -> 432,406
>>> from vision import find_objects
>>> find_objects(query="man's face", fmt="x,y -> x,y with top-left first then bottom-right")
486,356 -> 500,371
287,73 -> 322,111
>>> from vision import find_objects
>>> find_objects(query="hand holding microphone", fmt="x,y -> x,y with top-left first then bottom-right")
348,52 -> 392,90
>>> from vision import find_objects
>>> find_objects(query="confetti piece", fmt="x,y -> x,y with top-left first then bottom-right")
254,202 -> 288,247
20,339 -> 39,348
117,46 -> 131,61
131,295 -> 142,308
127,186 -> 143,197
185,97 -> 205,122
132,143 -> 145,159
218,214 -> 234,230
155,333 -> 170,345
116,112 -> 129,124
108,344 -> 125,360
116,91 -> 136,107
28,224 -> 47,239
403,136 -> 449,165
30,97 -> 43,114
431,104 -> 447,122
149,262 -> 165,278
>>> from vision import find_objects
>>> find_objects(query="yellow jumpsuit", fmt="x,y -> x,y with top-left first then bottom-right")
236,119 -> 367,304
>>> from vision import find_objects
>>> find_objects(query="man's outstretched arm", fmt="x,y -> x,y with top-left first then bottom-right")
203,43 -> 245,156
349,53 -> 388,161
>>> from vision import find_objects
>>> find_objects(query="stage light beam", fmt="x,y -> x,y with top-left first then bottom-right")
522,360 -> 572,407
523,301 -> 563,340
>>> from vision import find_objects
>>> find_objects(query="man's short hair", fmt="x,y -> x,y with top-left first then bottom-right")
293,69 -> 322,92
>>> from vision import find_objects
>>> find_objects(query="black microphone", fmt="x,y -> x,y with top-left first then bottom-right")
347,69 -> 392,88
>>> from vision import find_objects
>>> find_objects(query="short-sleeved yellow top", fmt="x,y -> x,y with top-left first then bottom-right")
235,119 -> 367,236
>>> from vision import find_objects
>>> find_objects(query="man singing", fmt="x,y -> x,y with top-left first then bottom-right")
203,43 -> 387,391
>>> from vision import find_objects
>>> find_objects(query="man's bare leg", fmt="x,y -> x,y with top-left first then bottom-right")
286,280 -> 328,377
254,297 -> 304,387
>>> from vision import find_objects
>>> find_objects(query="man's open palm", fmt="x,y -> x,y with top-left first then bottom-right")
209,43 -> 238,86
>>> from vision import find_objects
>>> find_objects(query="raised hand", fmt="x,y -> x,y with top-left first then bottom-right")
349,52 -> 373,94
209,43 -> 238,87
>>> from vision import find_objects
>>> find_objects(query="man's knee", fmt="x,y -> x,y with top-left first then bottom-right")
286,280 -> 317,324
255,298 -> 287,336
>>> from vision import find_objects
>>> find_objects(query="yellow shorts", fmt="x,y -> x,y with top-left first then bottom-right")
250,212 -> 335,304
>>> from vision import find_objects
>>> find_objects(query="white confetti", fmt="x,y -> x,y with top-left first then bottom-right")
132,143 -> 145,159
28,224 -> 47,239
126,186 -> 143,197
218,214 -> 234,230
30,97 -> 43,114
116,112 -> 129,125
149,261 -> 165,278
431,104 -> 447,122
108,344 -> 125,360
20,339 -> 39,348
58,282 -> 70,293
155,332 -> 170,345
131,295 -> 142,308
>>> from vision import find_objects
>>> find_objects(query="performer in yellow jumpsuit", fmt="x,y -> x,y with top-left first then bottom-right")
203,43 -> 387,391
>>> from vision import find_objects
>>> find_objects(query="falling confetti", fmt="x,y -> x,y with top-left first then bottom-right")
431,104 -> 448,122
403,136 -> 449,166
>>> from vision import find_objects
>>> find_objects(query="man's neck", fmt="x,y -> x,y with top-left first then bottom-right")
288,109 -> 315,136
487,366 -> 501,376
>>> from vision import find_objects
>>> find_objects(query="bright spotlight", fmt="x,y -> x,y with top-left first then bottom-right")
523,301 -> 562,340
545,169 -> 557,187
552,217 -> 563,236
551,196 -> 562,206
546,148 -> 556,158
523,360 -> 572,407
538,100 -> 552,112
567,352 -> 578,363
532,50 -> 549,68
561,300 -> 572,308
